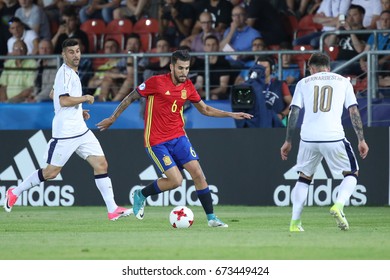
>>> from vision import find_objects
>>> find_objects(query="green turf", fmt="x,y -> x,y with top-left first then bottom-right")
0,206 -> 389,260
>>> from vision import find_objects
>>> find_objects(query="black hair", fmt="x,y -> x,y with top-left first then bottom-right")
381,9 -> 390,17
203,34 -> 220,44
349,4 -> 365,15
171,49 -> 191,65
256,55 -> 275,71
308,52 -> 330,68
62,38 -> 79,51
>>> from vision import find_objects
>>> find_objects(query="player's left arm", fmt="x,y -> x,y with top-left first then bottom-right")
192,100 -> 253,119
349,105 -> 369,159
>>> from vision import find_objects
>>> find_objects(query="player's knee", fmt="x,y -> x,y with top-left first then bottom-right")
94,159 -> 108,173
171,175 -> 184,188
43,168 -> 60,180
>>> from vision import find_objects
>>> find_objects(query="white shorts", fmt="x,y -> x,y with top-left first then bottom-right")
295,139 -> 359,177
44,130 -> 104,167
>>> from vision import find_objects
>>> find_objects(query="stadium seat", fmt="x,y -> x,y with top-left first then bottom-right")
133,17 -> 159,51
293,45 -> 313,77
325,45 -> 339,61
105,19 -> 134,49
294,14 -> 322,39
80,19 -> 107,52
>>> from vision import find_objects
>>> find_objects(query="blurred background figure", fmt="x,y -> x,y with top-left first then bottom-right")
7,16 -> 38,55
32,39 -> 57,102
0,39 -> 37,103
15,0 -> 51,39
79,0 -> 121,24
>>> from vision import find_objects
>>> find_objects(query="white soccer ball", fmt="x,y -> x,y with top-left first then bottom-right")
169,206 -> 194,228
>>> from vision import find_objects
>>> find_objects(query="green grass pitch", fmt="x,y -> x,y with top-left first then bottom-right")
1,206 -> 390,260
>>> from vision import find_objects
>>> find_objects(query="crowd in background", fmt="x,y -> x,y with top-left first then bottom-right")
0,0 -> 389,115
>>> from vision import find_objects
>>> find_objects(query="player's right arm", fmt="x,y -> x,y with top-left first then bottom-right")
96,89 -> 141,131
280,105 -> 300,160
349,105 -> 369,159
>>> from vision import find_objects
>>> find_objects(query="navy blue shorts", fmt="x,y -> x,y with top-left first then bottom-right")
145,136 -> 199,174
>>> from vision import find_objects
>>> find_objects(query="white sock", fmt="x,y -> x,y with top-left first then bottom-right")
95,176 -> 118,213
335,175 -> 357,206
291,181 -> 309,220
13,169 -> 42,196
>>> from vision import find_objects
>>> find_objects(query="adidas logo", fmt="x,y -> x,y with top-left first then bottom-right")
0,130 -> 62,181
273,162 -> 367,207
131,165 -> 219,207
0,130 -> 75,207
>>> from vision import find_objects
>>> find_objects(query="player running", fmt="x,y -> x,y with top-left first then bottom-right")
97,49 -> 253,227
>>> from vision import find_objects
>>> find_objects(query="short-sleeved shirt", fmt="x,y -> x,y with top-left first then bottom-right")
292,71 -> 357,141
136,73 -> 201,147
52,63 -> 88,138
7,29 -> 38,54
0,58 -> 37,99
15,4 -> 51,40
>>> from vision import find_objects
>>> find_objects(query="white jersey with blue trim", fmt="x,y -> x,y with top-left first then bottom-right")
52,63 -> 88,138
292,71 -> 357,141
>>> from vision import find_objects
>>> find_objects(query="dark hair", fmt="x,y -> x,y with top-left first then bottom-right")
349,4 -> 365,15
381,9 -> 390,17
308,52 -> 330,68
256,55 -> 275,70
177,45 -> 192,52
203,34 -> 219,44
62,38 -> 79,51
171,49 -> 191,65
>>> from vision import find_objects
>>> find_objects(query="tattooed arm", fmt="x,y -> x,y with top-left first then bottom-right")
349,105 -> 369,159
96,89 -> 141,131
280,105 -> 301,160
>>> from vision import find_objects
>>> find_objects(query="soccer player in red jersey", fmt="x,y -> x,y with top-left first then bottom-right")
97,50 -> 253,227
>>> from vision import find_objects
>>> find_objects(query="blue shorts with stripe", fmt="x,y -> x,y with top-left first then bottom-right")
145,136 -> 199,174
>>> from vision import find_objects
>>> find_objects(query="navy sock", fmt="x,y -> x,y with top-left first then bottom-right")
141,180 -> 161,197
197,187 -> 213,215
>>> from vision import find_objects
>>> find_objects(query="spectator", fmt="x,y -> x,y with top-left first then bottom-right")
37,0 -> 88,24
293,0 -> 351,48
74,38 -> 93,93
234,37 -> 268,85
52,6 -> 89,54
142,36 -> 171,81
7,16 -> 38,55
195,34 -> 231,100
219,5 -> 261,68
361,10 -> 390,72
87,38 -> 122,100
246,0 -> 289,46
285,0 -> 312,19
191,0 -> 233,35
33,39 -> 57,102
351,0 -> 381,29
79,0 -> 121,24
0,39 -> 37,103
180,11 -> 222,54
327,4 -> 369,76
158,0 -> 195,48
375,0 -> 390,28
279,41 -> 301,94
15,0 -> 51,39
112,0 -> 151,22
102,33 -> 143,102
256,55 -> 292,127
0,0 -> 21,62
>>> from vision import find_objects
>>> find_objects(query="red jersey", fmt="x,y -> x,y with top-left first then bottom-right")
137,73 -> 201,147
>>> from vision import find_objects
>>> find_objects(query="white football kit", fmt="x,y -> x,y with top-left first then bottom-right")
46,63 -> 103,167
292,71 -> 359,176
